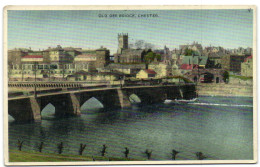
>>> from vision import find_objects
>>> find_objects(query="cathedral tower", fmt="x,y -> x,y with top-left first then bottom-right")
117,33 -> 128,54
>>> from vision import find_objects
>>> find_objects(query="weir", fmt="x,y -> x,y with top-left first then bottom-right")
8,84 -> 196,122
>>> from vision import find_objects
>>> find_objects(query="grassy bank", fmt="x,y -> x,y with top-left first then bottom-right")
229,75 -> 253,80
9,150 -> 142,162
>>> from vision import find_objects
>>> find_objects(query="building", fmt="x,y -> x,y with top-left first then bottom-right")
114,49 -> 145,63
204,46 -> 225,54
148,61 -> 172,78
207,52 -> 223,68
180,56 -> 209,70
8,48 -> 31,70
241,55 -> 253,77
95,47 -> 110,68
48,47 -> 75,78
117,33 -> 128,54
79,47 -> 110,68
114,33 -> 146,63
68,70 -> 123,84
154,45 -> 170,62
74,54 -> 97,72
179,42 -> 203,56
184,69 -> 226,83
136,69 -> 157,79
74,47 -> 110,71
9,55 -> 45,80
221,54 -> 245,74
102,63 -> 146,77
63,47 -> 82,57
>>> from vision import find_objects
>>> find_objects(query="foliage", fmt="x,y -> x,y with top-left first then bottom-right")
135,40 -> 144,49
135,40 -> 155,49
144,43 -> 154,49
9,150 -> 142,162
229,75 -> 253,80
222,71 -> 229,83
144,51 -> 161,64
184,48 -> 196,56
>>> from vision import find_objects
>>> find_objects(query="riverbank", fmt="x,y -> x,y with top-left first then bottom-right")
9,150 -> 141,162
196,83 -> 253,97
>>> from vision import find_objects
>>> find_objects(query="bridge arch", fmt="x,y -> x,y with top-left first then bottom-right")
41,103 -> 56,117
80,97 -> 104,111
8,114 -> 15,122
129,94 -> 141,103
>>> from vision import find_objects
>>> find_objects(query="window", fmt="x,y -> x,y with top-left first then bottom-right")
50,64 -> 58,69
38,65 -> 43,69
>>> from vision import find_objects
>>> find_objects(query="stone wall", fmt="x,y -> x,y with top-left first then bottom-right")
196,83 -> 253,97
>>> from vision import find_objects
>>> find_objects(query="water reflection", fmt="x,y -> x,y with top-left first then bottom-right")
8,96 -> 253,160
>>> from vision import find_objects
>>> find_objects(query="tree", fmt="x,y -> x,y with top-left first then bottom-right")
144,52 -> 155,63
144,43 -> 154,49
223,71 -> 229,83
135,40 -> 144,49
184,48 -> 195,56
144,51 -> 161,64
128,43 -> 134,49
155,54 -> 161,61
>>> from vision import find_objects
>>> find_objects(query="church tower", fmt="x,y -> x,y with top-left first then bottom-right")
117,33 -> 128,54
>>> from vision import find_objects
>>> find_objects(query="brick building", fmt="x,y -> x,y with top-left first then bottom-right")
221,54 -> 245,74
241,55 -> 253,77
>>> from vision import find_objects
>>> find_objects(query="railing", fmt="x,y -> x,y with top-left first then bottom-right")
8,81 -> 195,99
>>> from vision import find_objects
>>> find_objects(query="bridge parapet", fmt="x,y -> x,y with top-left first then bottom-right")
8,84 -> 196,122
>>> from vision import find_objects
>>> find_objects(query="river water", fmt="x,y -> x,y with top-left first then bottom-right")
8,96 -> 253,160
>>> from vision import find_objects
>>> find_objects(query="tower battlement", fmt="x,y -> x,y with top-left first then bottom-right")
118,33 -> 128,37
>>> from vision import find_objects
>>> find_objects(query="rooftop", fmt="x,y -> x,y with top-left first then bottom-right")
75,54 -> 96,58
143,69 -> 157,74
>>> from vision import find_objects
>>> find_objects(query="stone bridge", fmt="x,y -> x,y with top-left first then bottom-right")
184,69 -> 226,83
8,84 -> 196,122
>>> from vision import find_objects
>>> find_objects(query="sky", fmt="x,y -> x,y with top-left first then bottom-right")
8,9 -> 253,54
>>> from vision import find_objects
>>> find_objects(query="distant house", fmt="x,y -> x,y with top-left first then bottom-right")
221,54 -> 245,74
114,49 -> 145,63
148,61 -> 172,78
102,63 -> 146,77
136,69 -> 157,79
69,70 -> 123,82
241,55 -> 253,77
180,56 -> 208,70
179,41 -> 203,55
74,54 -> 97,72
207,52 -> 223,68
21,55 -> 44,63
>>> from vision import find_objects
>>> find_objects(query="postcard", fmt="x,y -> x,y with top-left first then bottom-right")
4,5 -> 257,165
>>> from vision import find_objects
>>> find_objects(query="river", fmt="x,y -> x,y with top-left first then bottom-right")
8,96 -> 253,160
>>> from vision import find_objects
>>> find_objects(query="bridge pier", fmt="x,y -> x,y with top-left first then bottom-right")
47,93 -> 81,117
29,97 -> 41,122
69,93 -> 81,116
8,97 -> 41,122
8,84 -> 197,122
117,89 -> 131,108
